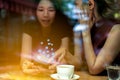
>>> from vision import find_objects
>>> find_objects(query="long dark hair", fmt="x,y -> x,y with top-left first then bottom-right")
34,0 -> 60,10
94,0 -> 110,17
94,0 -> 120,21
23,0 -> 73,53
23,0 -> 73,35
34,0 -> 72,28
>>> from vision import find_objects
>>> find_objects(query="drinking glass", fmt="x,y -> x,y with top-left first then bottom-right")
106,65 -> 120,80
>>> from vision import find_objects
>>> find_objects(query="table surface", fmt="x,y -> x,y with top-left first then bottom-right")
0,65 -> 107,80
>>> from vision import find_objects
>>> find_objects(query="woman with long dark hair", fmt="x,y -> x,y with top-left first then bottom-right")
55,0 -> 120,75
20,0 -> 73,75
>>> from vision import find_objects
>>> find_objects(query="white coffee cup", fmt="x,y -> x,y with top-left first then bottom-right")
56,64 -> 74,79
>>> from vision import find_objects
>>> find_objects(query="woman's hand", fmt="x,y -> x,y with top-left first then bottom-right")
54,48 -> 68,64
49,47 -> 83,70
47,48 -> 68,70
21,60 -> 55,76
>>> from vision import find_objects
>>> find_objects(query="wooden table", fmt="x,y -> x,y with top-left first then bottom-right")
75,71 -> 107,80
0,65 -> 107,80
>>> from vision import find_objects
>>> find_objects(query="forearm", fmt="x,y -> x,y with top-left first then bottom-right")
56,37 -> 83,69
74,31 -> 83,57
82,29 -> 96,71
64,51 -> 82,70
21,33 -> 32,54
60,37 -> 69,49
21,33 -> 32,65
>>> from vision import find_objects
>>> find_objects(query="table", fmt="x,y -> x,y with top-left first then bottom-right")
0,65 -> 107,80
76,71 -> 107,80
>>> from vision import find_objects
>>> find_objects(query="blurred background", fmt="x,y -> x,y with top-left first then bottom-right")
0,0 -> 120,66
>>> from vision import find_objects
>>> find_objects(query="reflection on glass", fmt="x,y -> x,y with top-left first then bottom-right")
73,0 -> 89,32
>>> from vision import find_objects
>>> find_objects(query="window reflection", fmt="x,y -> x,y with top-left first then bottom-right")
0,0 -> 120,66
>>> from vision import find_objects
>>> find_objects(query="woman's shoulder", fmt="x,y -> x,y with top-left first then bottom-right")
108,24 -> 120,50
109,24 -> 120,42
111,24 -> 120,32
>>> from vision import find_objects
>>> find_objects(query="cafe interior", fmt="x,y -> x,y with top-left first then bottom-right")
0,0 -> 120,80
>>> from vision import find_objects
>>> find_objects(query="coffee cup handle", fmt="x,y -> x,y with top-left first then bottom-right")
69,73 -> 74,79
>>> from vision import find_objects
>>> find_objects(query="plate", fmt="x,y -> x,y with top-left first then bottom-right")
50,73 -> 80,80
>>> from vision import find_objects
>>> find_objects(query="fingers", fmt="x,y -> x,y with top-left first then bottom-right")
54,48 -> 67,62
48,57 -> 55,64
37,65 -> 55,74
22,60 -> 56,75
22,64 -> 55,75
54,50 -> 62,60
22,60 -> 34,69
58,49 -> 66,62
48,61 -> 60,69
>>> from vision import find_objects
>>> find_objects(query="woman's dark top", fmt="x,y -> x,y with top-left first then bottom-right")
91,19 -> 120,75
22,20 -> 73,54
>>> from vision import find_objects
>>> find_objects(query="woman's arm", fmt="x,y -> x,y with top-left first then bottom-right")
74,31 -> 84,69
20,33 -> 32,65
51,37 -> 82,70
48,37 -> 69,69
54,37 -> 69,63
82,24 -> 120,74
21,33 -> 55,75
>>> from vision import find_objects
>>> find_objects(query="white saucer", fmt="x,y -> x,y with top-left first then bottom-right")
50,73 -> 80,80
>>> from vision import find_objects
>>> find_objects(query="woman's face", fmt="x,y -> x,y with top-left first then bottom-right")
36,0 -> 56,28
